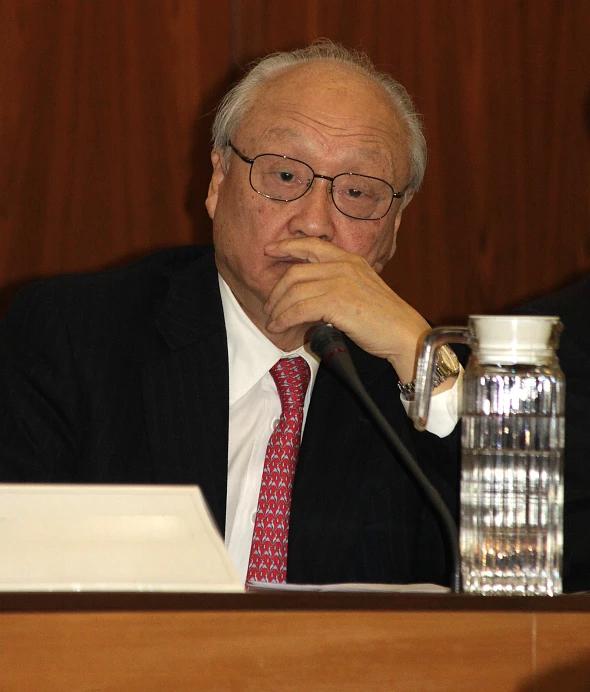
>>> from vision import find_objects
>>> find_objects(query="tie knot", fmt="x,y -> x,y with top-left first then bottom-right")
270,356 -> 311,409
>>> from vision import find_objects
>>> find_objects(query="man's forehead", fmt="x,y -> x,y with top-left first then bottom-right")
247,125 -> 392,162
241,66 -> 405,139
241,98 -> 406,169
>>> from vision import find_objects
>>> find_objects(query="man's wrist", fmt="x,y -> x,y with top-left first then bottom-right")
398,345 -> 460,401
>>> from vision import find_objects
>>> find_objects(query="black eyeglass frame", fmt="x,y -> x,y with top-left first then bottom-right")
227,140 -> 407,221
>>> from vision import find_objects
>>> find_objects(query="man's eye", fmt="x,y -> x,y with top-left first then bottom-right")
278,171 -> 295,182
343,187 -> 373,200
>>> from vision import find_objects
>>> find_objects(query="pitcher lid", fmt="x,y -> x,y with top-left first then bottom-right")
468,315 -> 561,364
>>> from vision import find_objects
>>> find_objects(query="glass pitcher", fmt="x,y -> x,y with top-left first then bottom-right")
412,316 -> 565,595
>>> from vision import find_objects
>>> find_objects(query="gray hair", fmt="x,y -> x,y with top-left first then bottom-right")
211,40 -> 427,195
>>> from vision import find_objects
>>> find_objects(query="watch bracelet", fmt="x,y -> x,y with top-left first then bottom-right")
398,345 -> 459,402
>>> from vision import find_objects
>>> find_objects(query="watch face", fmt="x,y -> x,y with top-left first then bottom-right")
438,345 -> 460,375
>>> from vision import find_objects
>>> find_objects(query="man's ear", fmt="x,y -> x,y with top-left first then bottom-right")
205,150 -> 226,220
386,189 -> 415,261
401,189 -> 415,211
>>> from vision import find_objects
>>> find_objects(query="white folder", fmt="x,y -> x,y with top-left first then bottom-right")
0,484 -> 243,592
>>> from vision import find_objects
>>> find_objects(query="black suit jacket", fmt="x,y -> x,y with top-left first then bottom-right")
0,246 -> 459,585
519,275 -> 590,592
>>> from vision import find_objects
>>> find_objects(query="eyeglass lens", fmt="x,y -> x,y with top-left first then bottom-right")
250,154 -> 393,220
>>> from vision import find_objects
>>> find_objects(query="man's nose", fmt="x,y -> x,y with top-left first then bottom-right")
288,178 -> 336,240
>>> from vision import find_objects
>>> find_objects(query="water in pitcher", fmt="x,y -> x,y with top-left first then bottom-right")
460,369 -> 565,595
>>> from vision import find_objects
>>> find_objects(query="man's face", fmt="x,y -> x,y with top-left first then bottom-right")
206,61 -> 412,328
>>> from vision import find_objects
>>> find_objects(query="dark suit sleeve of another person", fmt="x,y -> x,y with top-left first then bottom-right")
518,274 -> 590,592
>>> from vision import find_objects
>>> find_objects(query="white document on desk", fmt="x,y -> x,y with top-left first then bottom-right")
247,581 -> 450,594
0,484 -> 243,593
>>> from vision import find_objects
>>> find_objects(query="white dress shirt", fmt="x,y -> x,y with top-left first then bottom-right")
218,275 -> 460,582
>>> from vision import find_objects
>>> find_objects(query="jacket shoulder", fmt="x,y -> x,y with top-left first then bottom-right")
6,245 -> 214,312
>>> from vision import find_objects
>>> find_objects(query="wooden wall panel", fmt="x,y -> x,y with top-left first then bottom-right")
233,0 -> 320,62
2,0 -> 590,322
0,0 -> 231,310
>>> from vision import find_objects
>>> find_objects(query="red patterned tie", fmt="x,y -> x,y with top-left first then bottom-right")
246,356 -> 311,584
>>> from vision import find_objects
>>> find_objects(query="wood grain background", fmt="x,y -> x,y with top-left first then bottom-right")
2,0 -> 589,322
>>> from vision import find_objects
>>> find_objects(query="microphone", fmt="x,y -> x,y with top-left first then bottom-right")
310,323 -> 360,387
310,323 -> 461,594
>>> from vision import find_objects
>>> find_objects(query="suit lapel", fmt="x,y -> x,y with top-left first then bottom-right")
136,251 -> 229,535
288,342 -> 406,583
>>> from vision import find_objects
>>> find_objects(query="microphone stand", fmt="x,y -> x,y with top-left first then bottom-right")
310,324 -> 461,594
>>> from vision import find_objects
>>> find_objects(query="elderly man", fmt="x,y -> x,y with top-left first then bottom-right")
0,42 -> 460,586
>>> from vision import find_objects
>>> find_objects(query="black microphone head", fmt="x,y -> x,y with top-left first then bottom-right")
309,323 -> 362,392
309,324 -> 346,361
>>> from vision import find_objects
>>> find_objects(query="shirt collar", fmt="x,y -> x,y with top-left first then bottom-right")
218,275 -> 320,404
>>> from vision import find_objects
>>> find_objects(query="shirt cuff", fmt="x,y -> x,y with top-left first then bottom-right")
400,367 -> 462,438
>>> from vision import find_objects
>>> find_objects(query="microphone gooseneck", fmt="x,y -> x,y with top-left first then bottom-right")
310,323 -> 461,594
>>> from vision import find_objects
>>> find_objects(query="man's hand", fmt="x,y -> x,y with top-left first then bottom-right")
263,238 -> 432,384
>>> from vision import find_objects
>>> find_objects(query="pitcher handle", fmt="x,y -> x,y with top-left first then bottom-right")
412,326 -> 469,431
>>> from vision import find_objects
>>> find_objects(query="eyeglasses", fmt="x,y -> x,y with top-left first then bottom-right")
228,141 -> 406,221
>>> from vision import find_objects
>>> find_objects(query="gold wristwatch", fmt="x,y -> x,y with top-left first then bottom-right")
398,345 -> 460,401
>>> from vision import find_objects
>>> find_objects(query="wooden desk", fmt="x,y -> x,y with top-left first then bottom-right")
1,593 -> 589,691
